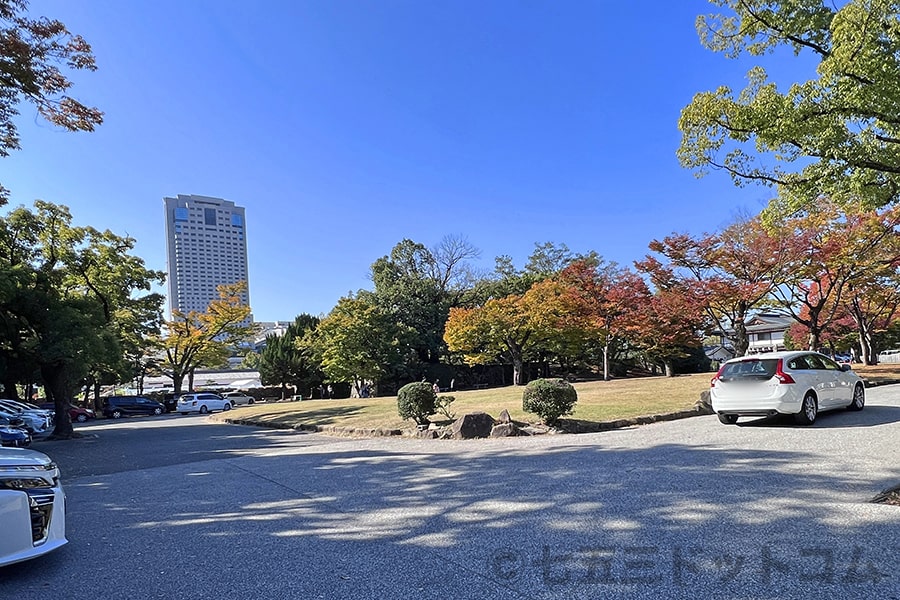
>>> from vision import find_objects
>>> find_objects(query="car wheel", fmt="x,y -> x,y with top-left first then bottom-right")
76,414 -> 88,423
794,393 -> 818,426
112,410 -> 123,419
199,405 -> 208,414
248,399 -> 254,405
848,384 -> 865,411
717,413 -> 738,425
152,407 -> 163,416
223,403 -> 232,411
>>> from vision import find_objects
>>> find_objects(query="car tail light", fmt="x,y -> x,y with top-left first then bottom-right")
710,365 -> 726,387
774,359 -> 795,384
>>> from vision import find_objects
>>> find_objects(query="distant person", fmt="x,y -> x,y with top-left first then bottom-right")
433,380 -> 440,394
449,378 -> 455,391
327,384 -> 333,399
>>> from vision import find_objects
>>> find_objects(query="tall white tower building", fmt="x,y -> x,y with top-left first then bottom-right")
164,194 -> 250,317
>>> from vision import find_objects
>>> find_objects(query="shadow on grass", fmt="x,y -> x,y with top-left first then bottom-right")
239,404 -> 369,428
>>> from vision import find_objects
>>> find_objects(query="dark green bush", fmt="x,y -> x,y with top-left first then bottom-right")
397,381 -> 436,425
522,378 -> 577,425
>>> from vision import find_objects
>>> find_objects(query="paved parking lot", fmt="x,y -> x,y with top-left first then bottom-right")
2,387 -> 900,599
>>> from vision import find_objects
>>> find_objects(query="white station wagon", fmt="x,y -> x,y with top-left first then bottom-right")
710,351 -> 865,425
176,393 -> 232,415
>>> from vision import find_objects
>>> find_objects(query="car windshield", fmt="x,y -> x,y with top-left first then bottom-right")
719,359 -> 778,381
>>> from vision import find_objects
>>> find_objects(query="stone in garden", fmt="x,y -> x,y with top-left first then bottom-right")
450,412 -> 496,439
490,423 -> 518,437
497,409 -> 511,424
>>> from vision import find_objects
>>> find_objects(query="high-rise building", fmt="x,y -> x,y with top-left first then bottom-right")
164,194 -> 250,317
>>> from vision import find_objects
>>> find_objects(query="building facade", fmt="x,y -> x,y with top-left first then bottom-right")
164,194 -> 250,316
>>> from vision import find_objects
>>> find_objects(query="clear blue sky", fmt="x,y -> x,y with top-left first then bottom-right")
4,1 -> 810,321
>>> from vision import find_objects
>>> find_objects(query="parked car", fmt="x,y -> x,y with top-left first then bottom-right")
0,447 -> 67,567
222,391 -> 255,406
710,351 -> 865,426
0,425 -> 31,448
0,403 -> 53,436
102,396 -> 166,419
39,403 -> 96,423
177,392 -> 231,415
0,399 -> 54,421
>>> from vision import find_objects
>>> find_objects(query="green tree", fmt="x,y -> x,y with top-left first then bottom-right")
369,236 -> 479,370
311,296 -> 406,392
0,0 -> 103,204
258,314 -> 321,399
679,0 -> 900,214
0,201 -> 164,436
158,282 -> 254,394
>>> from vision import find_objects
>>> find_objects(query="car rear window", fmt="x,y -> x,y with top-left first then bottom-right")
719,359 -> 778,381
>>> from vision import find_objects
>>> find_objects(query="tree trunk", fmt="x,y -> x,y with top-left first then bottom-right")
1,377 -> 20,401
858,330 -> 873,366
512,356 -> 524,386
663,360 -> 675,378
172,372 -> 185,395
41,362 -> 74,438
733,320 -> 749,357
92,381 -> 102,411
602,343 -> 611,381
806,329 -> 821,352
188,368 -> 195,392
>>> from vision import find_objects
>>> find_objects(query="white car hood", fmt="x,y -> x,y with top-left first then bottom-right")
0,447 -> 53,468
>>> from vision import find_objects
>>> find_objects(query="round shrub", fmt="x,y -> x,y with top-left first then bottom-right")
397,381 -> 437,425
522,378 -> 577,425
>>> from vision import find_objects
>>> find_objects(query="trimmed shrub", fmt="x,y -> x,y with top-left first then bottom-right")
435,395 -> 455,420
397,381 -> 436,425
522,378 -> 577,425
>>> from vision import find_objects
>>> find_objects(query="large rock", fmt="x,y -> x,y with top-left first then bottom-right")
695,390 -> 714,415
415,428 -> 438,439
497,409 -> 512,424
490,422 -> 519,437
450,412 -> 496,439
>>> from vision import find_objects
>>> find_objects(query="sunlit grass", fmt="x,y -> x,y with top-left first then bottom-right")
210,362 -> 900,434
213,373 -> 713,432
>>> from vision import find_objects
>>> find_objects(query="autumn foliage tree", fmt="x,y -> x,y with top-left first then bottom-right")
158,282 -> 254,394
554,259 -> 647,380
769,202 -> 900,351
641,215 -> 787,356
444,293 -> 544,386
627,280 -> 708,377
0,0 -> 103,204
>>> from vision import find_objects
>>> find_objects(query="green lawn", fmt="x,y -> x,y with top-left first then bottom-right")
210,362 -> 900,434
214,373 -> 713,432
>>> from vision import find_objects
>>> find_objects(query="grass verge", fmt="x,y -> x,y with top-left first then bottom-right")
211,363 -> 900,435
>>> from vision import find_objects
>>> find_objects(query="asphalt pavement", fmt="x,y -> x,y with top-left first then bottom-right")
1,388 -> 899,599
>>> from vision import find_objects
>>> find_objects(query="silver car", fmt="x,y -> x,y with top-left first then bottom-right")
222,391 -> 256,406
0,401 -> 53,435
711,351 -> 865,425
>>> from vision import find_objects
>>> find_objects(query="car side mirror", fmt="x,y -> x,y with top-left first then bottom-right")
840,364 -> 852,372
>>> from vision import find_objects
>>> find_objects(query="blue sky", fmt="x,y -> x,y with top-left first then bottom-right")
4,1 -> 810,321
